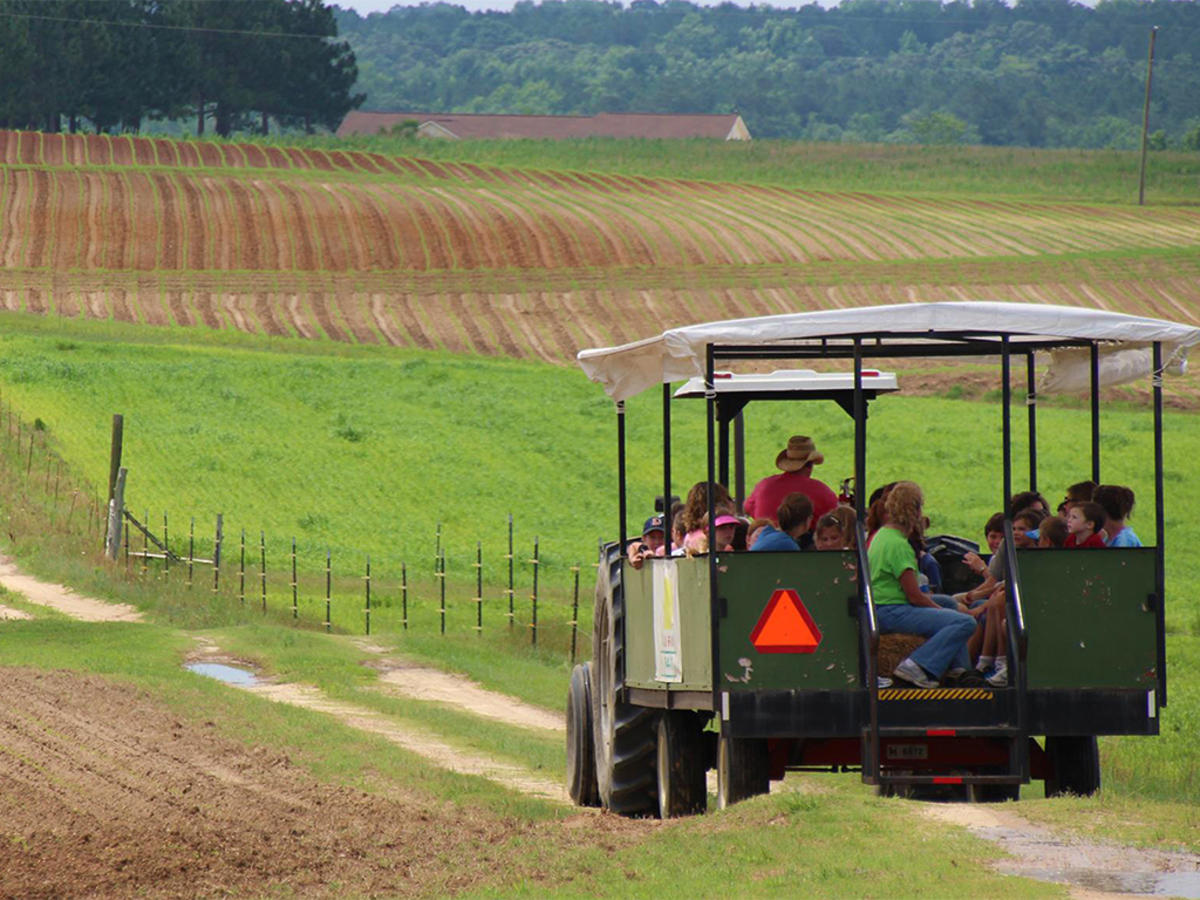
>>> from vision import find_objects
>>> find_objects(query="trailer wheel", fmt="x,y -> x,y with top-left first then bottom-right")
591,544 -> 658,816
716,730 -> 768,809
1044,736 -> 1101,798
656,712 -> 707,818
566,661 -> 600,807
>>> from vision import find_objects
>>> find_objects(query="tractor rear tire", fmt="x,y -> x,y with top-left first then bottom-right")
591,543 -> 658,816
716,729 -> 769,809
566,661 -> 599,807
1044,736 -> 1101,798
656,711 -> 707,818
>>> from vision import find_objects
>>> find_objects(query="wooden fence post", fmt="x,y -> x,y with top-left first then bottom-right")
104,467 -> 126,560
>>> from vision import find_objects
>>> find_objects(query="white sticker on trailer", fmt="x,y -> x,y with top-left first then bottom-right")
1148,689 -> 1157,718
653,560 -> 682,683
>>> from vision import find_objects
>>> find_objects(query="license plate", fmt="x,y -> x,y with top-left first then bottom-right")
886,743 -> 929,760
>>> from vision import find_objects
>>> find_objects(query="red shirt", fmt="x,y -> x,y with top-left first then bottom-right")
1065,531 -> 1106,548
743,470 -> 838,524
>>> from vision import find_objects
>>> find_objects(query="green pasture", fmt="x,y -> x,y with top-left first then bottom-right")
0,311 -> 1199,818
246,133 -> 1200,205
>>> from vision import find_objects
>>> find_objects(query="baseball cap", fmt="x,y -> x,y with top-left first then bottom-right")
642,515 -> 665,535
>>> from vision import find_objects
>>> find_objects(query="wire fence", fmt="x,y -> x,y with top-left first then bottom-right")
0,396 -> 596,662
119,506 -> 594,661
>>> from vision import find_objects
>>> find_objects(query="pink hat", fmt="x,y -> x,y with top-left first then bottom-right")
714,514 -> 741,528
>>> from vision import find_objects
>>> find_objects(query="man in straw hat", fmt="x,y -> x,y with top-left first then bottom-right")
744,435 -> 838,528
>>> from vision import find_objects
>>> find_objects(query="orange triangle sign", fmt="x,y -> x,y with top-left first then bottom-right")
749,589 -> 822,654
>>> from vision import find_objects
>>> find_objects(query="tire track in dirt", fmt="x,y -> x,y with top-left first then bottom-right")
242,681 -> 569,803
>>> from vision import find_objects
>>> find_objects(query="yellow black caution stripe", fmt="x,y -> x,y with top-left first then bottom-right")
880,687 -> 993,701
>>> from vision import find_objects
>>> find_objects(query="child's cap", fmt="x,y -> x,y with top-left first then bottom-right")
714,514 -> 741,528
642,516 -> 665,535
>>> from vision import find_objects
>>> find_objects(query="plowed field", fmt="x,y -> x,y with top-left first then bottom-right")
2,129 -> 1199,361
0,667 -> 637,899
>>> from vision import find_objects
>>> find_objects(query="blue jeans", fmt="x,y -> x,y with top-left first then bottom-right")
876,603 -> 975,678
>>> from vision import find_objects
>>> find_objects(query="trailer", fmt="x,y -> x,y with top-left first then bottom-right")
565,301 -> 1199,816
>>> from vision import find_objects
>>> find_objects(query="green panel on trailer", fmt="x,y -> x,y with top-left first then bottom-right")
1018,548 -> 1158,690
623,557 -> 712,692
717,551 -> 861,692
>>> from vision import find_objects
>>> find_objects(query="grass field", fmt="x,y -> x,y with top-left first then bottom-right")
264,133 -> 1200,205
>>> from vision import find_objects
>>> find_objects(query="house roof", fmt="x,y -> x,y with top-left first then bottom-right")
337,111 -> 750,140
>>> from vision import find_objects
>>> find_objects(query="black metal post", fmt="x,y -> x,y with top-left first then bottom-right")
438,549 -> 446,635
401,562 -> 408,630
365,556 -> 371,636
705,343 -> 721,711
325,548 -> 331,633
163,511 -> 169,581
1002,337 -> 1012,514
617,400 -> 627,548
1026,351 -> 1038,493
570,562 -> 580,664
718,417 -> 730,489
662,382 -> 672,546
1153,342 -> 1166,705
507,513 -> 514,628
475,541 -> 482,635
853,340 -> 866,521
213,514 -> 223,596
239,528 -> 246,606
1090,342 -> 1101,485
291,537 -> 298,619
188,517 -> 194,589
734,410 -> 745,513
530,537 -> 539,647
259,531 -> 266,613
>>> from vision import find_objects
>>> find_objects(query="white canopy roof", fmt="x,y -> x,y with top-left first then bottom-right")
576,301 -> 1200,401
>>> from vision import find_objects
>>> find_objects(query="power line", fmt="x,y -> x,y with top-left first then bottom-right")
0,10 -> 337,40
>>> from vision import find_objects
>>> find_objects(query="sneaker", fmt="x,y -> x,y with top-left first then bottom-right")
986,661 -> 1009,687
892,658 -> 939,689
877,675 -> 893,688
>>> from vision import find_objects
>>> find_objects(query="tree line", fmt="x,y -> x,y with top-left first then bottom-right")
336,0 -> 1200,150
0,0 -> 362,136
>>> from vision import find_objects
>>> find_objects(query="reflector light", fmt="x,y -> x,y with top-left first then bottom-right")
749,589 -> 822,654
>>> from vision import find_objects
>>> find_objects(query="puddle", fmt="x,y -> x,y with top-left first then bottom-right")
979,823 -> 1200,898
1004,866 -> 1200,897
185,662 -> 258,686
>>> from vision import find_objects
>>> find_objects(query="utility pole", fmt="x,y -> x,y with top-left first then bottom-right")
1138,26 -> 1159,207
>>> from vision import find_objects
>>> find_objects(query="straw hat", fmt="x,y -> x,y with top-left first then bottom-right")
775,435 -> 824,472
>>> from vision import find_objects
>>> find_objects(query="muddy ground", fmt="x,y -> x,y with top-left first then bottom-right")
0,668 -> 641,899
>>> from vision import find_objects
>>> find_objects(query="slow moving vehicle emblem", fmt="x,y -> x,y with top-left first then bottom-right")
749,588 -> 822,654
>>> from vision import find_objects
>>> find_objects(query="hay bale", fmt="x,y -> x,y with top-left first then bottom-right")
878,633 -> 926,676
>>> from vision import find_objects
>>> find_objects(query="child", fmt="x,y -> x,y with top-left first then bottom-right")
814,512 -> 846,550
1038,517 -> 1068,548
1065,501 -> 1107,548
